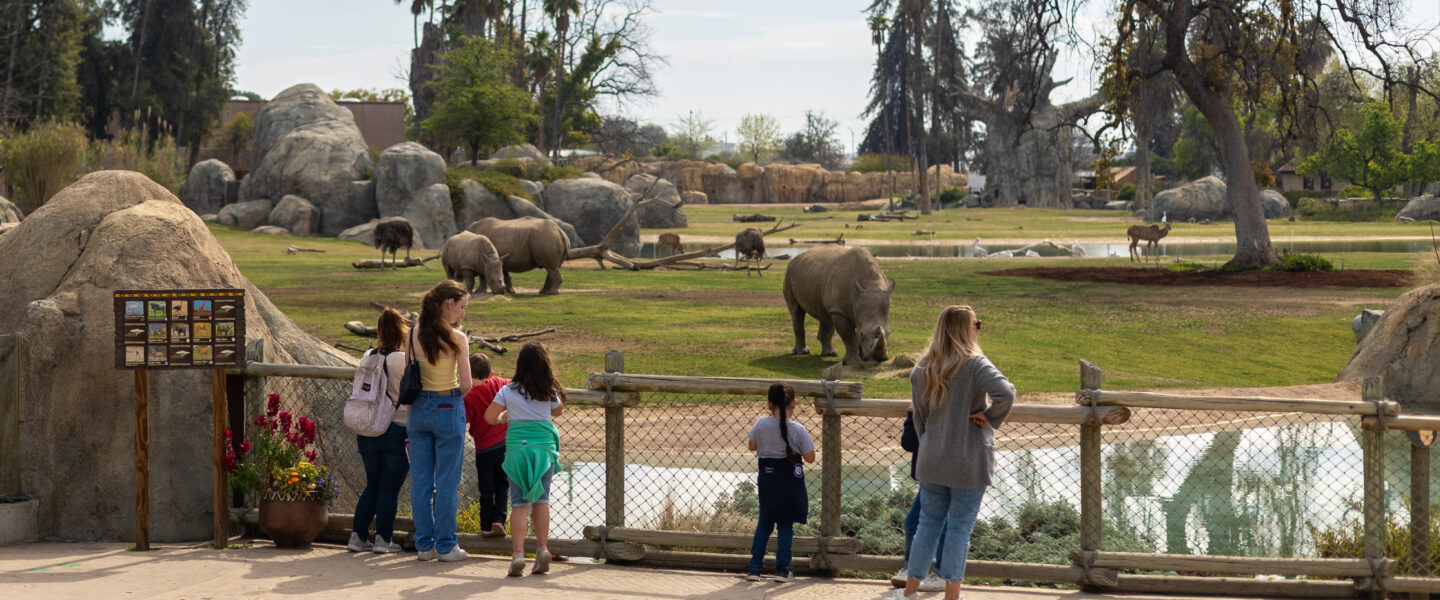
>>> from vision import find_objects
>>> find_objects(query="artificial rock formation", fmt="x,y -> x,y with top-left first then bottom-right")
1339,283 -> 1440,405
239,84 -> 375,235
182,159 -> 235,215
1397,195 -> 1440,222
454,180 -> 581,247
375,142 -> 447,218
217,199 -> 274,229
538,177 -> 639,252
1152,177 -> 1228,222
625,174 -> 687,229
0,171 -> 352,542
268,195 -> 319,235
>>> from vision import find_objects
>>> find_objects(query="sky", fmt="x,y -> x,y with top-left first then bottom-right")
233,0 -> 1440,155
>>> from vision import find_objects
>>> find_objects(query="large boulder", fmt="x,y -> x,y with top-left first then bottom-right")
625,174 -> 687,228
519,179 -> 544,198
238,83 -> 375,235
217,199 -> 274,229
456,180 -> 581,247
1396,195 -> 1440,222
491,143 -> 551,168
0,171 -> 352,542
182,159 -> 234,215
538,177 -> 639,252
338,217 -> 425,249
402,183 -> 458,249
1339,284 -> 1440,405
1153,176 -> 1228,222
375,142 -> 447,218
252,225 -> 291,235
682,190 -> 708,205
1260,189 -> 1292,219
267,195 -> 318,235
0,194 -> 23,223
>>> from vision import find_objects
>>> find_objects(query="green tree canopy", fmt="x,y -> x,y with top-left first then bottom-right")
735,113 -> 780,163
1299,103 -> 1439,201
423,36 -> 535,165
780,111 -> 843,170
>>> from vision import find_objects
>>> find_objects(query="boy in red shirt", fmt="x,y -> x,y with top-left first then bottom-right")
463,354 -> 511,537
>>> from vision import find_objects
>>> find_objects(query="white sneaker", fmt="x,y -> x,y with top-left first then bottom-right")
919,572 -> 946,592
881,590 -> 917,600
890,568 -> 908,588
416,548 -> 436,561
437,547 -> 468,562
347,532 -> 372,552
372,536 -> 402,554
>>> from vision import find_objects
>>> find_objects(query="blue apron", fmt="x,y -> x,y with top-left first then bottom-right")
757,457 -> 808,525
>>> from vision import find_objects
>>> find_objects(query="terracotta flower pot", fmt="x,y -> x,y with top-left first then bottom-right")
258,495 -> 328,548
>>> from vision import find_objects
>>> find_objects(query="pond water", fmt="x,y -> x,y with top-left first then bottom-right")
544,419 -> 1431,557
632,239 -> 1437,261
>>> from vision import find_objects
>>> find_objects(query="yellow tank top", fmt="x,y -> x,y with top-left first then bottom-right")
420,356 -> 458,391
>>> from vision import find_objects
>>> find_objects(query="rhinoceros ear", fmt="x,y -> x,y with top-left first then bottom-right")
498,253 -> 511,262
887,278 -> 896,294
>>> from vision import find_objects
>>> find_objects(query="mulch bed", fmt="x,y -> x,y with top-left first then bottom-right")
983,266 -> 1415,288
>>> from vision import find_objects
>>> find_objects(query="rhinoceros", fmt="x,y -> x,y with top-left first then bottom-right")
782,245 -> 893,364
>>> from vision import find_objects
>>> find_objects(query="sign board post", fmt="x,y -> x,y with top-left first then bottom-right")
115,289 -> 245,551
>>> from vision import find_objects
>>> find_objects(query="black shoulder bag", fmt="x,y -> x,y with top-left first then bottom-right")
396,330 -> 423,406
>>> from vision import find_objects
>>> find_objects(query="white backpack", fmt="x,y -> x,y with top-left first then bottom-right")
344,349 -> 398,437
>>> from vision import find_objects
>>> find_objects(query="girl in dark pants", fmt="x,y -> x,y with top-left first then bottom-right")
745,383 -> 816,583
350,308 -> 412,553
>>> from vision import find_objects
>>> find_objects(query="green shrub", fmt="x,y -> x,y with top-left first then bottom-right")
492,158 -> 525,178
0,120 -> 91,212
1296,197 -> 1331,216
1313,510 -> 1440,575
1269,251 -> 1335,272
535,165 -> 586,183
938,186 -> 969,207
98,124 -> 184,195
446,166 -> 531,211
1169,262 -> 1208,272
848,153 -> 913,173
1339,184 -> 1371,199
1294,197 -> 1397,221
1116,183 -> 1136,202
1281,190 -> 1315,208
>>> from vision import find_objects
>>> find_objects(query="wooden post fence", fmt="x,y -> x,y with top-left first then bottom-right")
604,350 -> 625,529
1362,377 -> 1386,599
133,369 -> 150,551
1079,361 -> 1104,569
1414,435 -> 1432,600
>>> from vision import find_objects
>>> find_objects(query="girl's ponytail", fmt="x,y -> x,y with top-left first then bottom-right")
768,383 -> 799,464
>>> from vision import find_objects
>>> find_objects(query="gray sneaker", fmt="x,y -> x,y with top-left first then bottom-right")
372,536 -> 402,554
347,532 -> 372,552
416,547 -> 437,561
437,547 -> 468,562
507,556 -> 526,577
532,549 -> 552,574
918,573 -> 946,592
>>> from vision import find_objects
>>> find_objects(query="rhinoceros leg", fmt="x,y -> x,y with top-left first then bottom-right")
789,304 -> 809,355
832,314 -> 858,363
540,267 -> 563,295
817,316 -> 839,358
461,271 -> 477,295
503,271 -> 515,294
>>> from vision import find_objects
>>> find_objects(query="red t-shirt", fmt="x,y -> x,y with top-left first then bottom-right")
463,376 -> 510,450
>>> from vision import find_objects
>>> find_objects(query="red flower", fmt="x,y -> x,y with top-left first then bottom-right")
304,450 -> 317,462
279,411 -> 293,433
239,438 -> 251,454
266,394 -> 280,417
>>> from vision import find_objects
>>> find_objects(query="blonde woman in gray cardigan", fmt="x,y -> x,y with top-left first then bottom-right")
887,305 -> 1014,600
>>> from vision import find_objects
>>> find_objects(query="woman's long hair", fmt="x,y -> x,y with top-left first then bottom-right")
376,308 -> 407,351
512,342 -> 566,403
418,280 -> 466,365
768,383 -> 800,464
918,305 -> 982,416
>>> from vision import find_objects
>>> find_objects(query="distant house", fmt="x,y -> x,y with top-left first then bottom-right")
1275,162 -> 1350,194
1076,166 -> 1164,199
196,99 -> 407,174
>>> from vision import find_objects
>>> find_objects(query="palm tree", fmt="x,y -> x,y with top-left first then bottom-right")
395,0 -> 433,47
543,0 -> 580,160
900,0 -> 930,214
868,12 -> 896,211
525,30 -> 553,153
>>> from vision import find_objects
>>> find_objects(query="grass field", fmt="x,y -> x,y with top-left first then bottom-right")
658,204 -> 1435,243
213,208 -> 1430,399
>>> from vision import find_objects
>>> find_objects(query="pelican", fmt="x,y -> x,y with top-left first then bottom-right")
1070,240 -> 1087,257
989,249 -> 1014,258
1024,249 -> 1040,257
971,237 -> 988,258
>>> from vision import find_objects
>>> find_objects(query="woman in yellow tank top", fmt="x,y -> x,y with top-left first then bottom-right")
407,280 -> 472,562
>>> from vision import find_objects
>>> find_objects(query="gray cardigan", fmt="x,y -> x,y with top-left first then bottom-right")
910,355 -> 1015,489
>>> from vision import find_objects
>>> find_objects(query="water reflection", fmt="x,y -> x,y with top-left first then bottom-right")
632,239 -> 1436,260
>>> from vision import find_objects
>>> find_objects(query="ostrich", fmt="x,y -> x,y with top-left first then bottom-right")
374,218 -> 415,270
971,237 -> 988,258
734,227 -> 766,277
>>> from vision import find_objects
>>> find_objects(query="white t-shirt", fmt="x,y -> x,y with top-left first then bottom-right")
493,383 -> 562,422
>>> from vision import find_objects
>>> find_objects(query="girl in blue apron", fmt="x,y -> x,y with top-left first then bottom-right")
745,383 -> 816,582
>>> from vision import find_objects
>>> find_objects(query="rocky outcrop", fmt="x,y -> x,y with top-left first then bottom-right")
1397,195 -> 1440,222
218,199 -> 274,229
375,142 -> 447,218
538,177 -> 638,252
682,190 -> 708,205
402,183 -> 457,249
570,156 -> 967,205
268,195 -> 318,235
0,170 -> 352,542
0,194 -> 23,223
1260,189 -> 1293,219
491,143 -> 551,167
1152,176 -> 1228,222
252,225 -> 291,235
182,159 -> 234,216
1339,283 -> 1440,405
625,174 -> 686,229
456,180 -> 581,247
519,179 -> 544,198
239,83 -> 375,235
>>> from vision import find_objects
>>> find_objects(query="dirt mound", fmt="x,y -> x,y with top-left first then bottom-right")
984,266 -> 1414,288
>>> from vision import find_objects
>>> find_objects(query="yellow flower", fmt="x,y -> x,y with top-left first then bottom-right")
298,462 -> 312,468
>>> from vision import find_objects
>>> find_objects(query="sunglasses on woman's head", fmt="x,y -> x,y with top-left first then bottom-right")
974,320 -> 982,330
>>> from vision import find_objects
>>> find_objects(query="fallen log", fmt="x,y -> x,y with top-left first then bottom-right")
732,213 -> 777,222
352,255 -> 439,269
788,233 -> 844,245
344,321 -> 376,337
566,180 -> 661,270
285,245 -> 325,254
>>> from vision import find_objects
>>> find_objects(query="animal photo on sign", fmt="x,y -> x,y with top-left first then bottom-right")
215,346 -> 237,364
147,323 -> 167,343
193,345 -> 213,364
192,300 -> 212,318
215,301 -> 236,317
125,325 -> 146,342
147,301 -> 166,319
147,345 -> 167,365
124,346 -> 144,365
125,301 -> 144,320
170,323 -> 189,342
169,347 -> 192,365
193,322 -> 212,340
215,321 -> 235,340
170,300 -> 188,319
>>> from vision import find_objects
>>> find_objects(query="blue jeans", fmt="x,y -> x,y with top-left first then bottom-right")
508,465 -> 554,507
407,390 -> 465,553
352,422 -> 410,541
906,483 -> 984,582
903,488 -> 946,568
747,505 -> 795,574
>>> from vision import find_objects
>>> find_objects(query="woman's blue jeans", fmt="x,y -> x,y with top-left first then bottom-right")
407,389 -> 465,554
906,483 -> 984,582
352,422 -> 409,541
903,488 -> 946,568
747,505 -> 794,574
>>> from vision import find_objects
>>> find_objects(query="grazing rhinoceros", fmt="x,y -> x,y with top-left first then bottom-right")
782,245 -> 893,365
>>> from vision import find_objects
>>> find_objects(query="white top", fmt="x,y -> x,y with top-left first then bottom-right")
493,383 -> 561,422
748,416 -> 815,459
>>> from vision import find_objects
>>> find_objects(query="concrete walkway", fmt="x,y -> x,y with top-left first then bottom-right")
1,542 -> 1259,600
